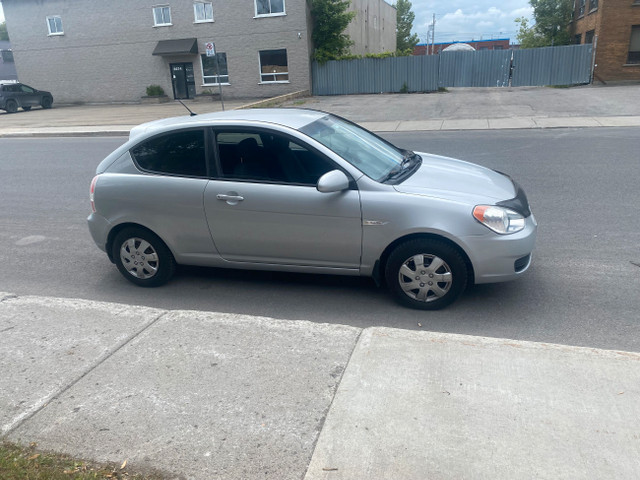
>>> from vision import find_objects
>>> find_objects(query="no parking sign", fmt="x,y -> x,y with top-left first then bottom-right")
205,42 -> 216,57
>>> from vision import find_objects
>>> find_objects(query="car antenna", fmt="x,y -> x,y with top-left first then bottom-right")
177,99 -> 197,116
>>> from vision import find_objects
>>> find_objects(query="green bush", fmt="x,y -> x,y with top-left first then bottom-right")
314,50 -> 403,64
146,85 -> 165,96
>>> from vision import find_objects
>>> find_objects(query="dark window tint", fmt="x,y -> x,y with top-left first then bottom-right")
201,53 -> 229,84
1,50 -> 14,63
131,129 -> 207,177
259,49 -> 288,82
585,30 -> 595,44
629,25 -> 640,64
216,130 -> 334,184
578,0 -> 585,16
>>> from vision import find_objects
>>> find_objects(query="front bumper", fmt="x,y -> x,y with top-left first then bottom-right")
464,213 -> 537,284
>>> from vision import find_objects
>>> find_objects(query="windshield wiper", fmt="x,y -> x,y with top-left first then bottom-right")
400,151 -> 414,168
382,151 -> 421,183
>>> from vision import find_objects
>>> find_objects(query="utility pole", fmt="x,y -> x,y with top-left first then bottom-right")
431,14 -> 436,55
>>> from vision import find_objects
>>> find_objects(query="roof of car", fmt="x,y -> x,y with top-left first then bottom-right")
129,108 -> 330,139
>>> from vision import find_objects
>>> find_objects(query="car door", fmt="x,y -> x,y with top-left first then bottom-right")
7,84 -> 24,106
19,84 -> 39,106
203,129 -> 362,269
125,128 -> 217,259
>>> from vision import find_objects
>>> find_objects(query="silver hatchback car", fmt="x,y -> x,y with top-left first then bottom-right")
88,109 -> 536,310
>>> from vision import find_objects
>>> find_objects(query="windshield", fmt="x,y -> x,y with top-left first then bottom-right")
300,115 -> 405,182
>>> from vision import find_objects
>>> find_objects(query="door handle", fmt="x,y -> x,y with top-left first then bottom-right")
216,194 -> 244,202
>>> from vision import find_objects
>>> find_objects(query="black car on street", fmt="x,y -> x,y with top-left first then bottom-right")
0,82 -> 54,113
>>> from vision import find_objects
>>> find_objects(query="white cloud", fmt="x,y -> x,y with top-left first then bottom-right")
409,0 -> 534,44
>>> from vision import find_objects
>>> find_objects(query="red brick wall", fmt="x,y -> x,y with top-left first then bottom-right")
571,0 -> 640,81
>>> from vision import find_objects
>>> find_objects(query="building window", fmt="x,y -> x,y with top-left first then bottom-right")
589,0 -> 598,11
255,0 -> 285,17
259,49 -> 288,83
153,5 -> 172,26
585,29 -> 595,44
194,2 -> 214,22
46,16 -> 63,35
1,50 -> 14,63
578,0 -> 586,16
628,25 -> 640,64
574,33 -> 582,44
201,53 -> 229,85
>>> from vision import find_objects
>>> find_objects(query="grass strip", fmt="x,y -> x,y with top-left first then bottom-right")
0,441 -> 165,479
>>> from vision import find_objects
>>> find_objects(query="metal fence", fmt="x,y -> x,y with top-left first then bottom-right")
511,44 -> 593,87
311,44 -> 593,95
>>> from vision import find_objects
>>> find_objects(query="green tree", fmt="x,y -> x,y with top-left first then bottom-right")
310,0 -> 356,63
515,0 -> 573,48
515,17 -> 548,48
396,0 -> 419,53
0,22 -> 9,41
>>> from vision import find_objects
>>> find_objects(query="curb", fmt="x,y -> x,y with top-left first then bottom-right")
237,90 -> 311,109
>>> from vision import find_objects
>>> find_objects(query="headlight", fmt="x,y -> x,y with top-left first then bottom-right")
473,205 -> 525,234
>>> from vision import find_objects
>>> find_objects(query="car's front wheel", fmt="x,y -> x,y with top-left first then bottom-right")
112,227 -> 176,287
41,96 -> 53,109
385,239 -> 468,310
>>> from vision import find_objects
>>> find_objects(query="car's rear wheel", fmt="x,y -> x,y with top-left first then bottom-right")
5,100 -> 18,113
385,239 -> 467,310
41,96 -> 53,109
112,227 -> 176,287
22,106 -> 32,111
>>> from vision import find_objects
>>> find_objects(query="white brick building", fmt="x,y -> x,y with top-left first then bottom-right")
3,0 -> 396,103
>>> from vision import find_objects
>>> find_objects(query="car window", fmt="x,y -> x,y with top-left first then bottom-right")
300,114 -> 405,182
20,85 -> 35,93
215,130 -> 334,185
130,129 -> 207,177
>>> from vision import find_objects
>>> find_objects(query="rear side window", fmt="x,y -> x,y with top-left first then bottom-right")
131,129 -> 207,177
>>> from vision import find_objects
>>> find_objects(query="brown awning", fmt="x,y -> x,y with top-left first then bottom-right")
152,38 -> 198,56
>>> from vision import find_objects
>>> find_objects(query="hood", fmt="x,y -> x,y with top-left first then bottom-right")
394,152 -> 515,203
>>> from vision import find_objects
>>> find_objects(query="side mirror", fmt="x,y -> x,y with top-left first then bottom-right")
317,170 -> 350,193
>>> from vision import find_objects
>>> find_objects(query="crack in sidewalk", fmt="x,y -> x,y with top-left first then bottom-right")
1,308 -> 170,437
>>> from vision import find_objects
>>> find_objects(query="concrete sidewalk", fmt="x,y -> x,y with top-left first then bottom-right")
2,293 -> 639,479
1,84 -> 640,137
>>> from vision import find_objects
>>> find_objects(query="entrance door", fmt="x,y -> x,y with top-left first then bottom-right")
170,63 -> 196,99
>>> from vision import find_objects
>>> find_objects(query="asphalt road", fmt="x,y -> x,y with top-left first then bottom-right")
1,128 -> 638,351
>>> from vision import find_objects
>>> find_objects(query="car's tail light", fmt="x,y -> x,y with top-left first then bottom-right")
90,176 -> 98,213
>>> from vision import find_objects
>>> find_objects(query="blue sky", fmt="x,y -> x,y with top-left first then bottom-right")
410,0 -> 533,44
0,1 -> 534,45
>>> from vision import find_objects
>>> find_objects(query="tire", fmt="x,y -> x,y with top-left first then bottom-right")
112,227 -> 176,287
41,96 -> 53,109
5,99 -> 18,114
385,239 -> 468,310
22,106 -> 32,111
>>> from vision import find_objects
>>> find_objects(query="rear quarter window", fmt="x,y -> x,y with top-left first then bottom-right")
130,129 -> 207,177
